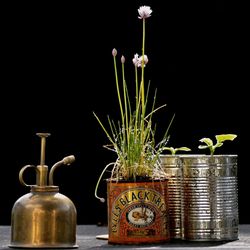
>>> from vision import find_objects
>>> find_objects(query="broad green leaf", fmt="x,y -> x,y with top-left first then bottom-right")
216,134 -> 237,143
199,138 -> 213,146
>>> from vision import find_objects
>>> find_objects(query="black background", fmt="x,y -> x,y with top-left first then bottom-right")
1,0 -> 248,225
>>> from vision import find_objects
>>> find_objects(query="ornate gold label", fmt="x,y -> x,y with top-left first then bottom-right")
108,182 -> 170,243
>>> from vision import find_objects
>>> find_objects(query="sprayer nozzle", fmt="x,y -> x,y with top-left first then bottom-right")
62,155 -> 75,165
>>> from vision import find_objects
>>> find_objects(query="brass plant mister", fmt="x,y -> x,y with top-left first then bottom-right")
9,133 -> 78,248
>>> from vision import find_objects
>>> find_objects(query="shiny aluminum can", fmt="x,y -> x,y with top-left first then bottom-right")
181,155 -> 238,241
160,155 -> 182,239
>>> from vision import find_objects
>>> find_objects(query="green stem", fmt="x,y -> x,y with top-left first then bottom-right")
135,66 -> 138,112
134,65 -> 139,145
122,60 -> 129,155
93,112 -> 116,146
113,54 -> 124,123
141,18 -> 146,115
210,146 -> 215,156
140,18 -> 146,144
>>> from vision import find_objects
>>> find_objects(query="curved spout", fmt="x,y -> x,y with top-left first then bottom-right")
49,155 -> 75,186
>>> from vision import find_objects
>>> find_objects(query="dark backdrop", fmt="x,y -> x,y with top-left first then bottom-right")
1,0 -> 248,225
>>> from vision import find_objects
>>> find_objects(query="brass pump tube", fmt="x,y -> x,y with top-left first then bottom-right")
40,136 -> 46,165
36,133 -> 51,186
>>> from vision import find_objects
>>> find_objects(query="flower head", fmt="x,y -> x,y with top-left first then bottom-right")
132,53 -> 139,66
138,55 -> 148,67
132,54 -> 148,67
138,6 -> 152,19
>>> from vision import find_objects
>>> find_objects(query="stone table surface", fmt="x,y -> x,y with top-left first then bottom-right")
1,225 -> 250,249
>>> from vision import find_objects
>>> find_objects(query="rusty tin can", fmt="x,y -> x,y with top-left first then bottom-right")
107,180 -> 170,244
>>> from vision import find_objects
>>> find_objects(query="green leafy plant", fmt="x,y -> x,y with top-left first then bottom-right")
94,6 -> 174,202
162,147 -> 191,155
198,134 -> 237,156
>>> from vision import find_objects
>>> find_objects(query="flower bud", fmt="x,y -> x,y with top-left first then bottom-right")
121,55 -> 125,64
112,48 -> 117,57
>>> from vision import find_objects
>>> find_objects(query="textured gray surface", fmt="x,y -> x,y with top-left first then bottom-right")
1,225 -> 250,249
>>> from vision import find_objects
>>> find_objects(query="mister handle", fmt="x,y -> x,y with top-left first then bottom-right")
19,165 -> 37,187
19,155 -> 75,187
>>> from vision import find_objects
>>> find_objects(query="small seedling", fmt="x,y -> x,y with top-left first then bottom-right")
162,147 -> 191,155
198,134 -> 237,156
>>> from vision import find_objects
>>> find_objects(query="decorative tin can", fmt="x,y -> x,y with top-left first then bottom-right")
181,155 -> 238,241
160,155 -> 182,239
107,180 -> 170,244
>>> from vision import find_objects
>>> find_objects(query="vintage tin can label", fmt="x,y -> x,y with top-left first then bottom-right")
107,180 -> 170,244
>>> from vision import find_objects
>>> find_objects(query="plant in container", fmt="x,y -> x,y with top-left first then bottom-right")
181,134 -> 239,241
159,146 -> 191,239
94,5 -> 174,244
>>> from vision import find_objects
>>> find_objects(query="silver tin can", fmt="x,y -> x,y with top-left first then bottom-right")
160,155 -> 182,239
180,155 -> 238,241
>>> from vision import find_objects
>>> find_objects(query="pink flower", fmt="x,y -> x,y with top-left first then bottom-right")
132,53 -> 140,67
133,54 -> 148,68
138,55 -> 148,67
138,6 -> 152,19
